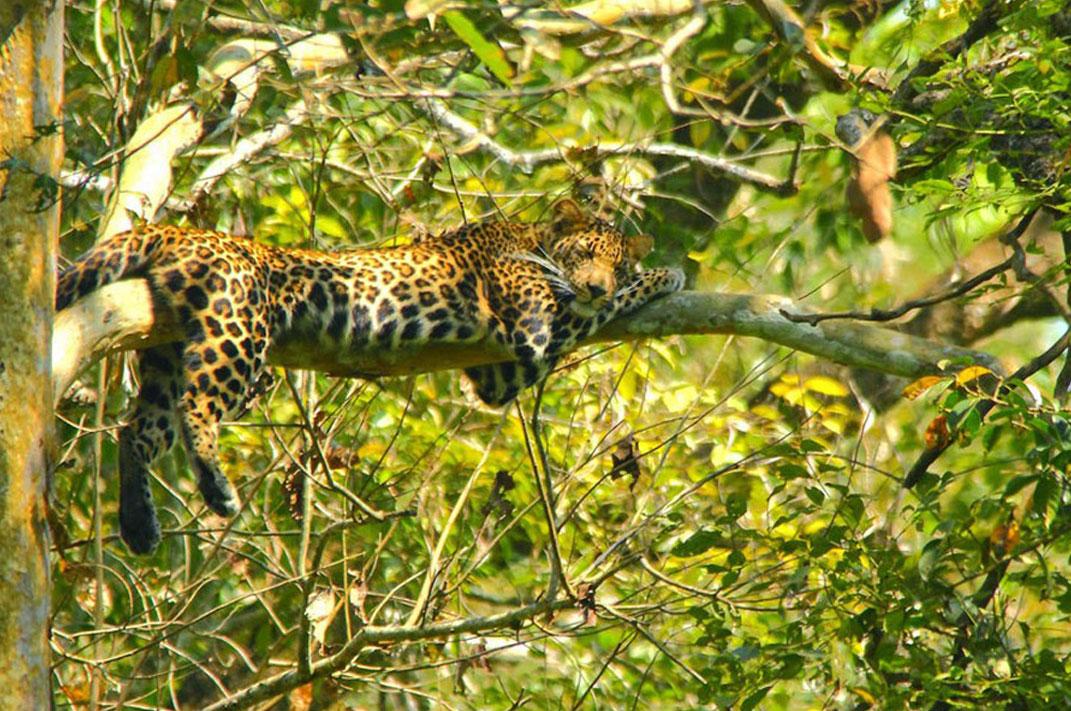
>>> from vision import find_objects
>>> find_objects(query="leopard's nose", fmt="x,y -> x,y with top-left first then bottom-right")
587,283 -> 607,300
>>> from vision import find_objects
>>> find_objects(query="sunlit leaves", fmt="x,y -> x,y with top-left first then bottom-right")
442,11 -> 514,86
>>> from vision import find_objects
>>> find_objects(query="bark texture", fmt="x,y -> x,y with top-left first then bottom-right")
0,0 -> 62,703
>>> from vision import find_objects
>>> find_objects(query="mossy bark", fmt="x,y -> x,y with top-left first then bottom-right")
0,0 -> 63,703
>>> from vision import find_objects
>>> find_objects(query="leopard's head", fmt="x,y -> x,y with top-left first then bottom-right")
543,199 -> 654,316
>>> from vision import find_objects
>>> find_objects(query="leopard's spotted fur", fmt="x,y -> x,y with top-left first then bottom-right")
57,200 -> 683,553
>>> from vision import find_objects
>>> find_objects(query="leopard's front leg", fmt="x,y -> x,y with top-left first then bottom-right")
463,269 -> 683,405
592,267 -> 685,329
462,311 -> 557,405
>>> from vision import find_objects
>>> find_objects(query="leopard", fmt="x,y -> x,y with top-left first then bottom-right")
56,199 -> 684,554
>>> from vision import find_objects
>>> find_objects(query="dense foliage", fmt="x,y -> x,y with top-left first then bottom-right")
52,0 -> 1071,708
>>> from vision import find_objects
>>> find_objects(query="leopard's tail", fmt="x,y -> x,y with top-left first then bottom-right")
56,228 -> 162,310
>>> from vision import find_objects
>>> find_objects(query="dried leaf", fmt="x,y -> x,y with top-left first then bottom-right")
841,113 -> 897,244
324,443 -> 359,469
306,589 -> 337,647
609,434 -> 642,490
924,415 -> 951,450
289,683 -> 314,711
282,466 -> 304,521
577,583 -> 598,627
348,575 -> 368,623
803,375 -> 849,397
990,520 -> 1020,558
59,682 -> 91,705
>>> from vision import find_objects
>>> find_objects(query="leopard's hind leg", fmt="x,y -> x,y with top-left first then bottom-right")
462,359 -> 553,406
177,299 -> 270,522
119,344 -> 184,554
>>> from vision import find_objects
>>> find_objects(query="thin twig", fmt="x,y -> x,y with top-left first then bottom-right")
518,383 -> 574,602
404,416 -> 506,627
781,209 -> 1039,326
201,596 -> 578,711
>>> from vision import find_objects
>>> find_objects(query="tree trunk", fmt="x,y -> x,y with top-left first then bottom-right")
0,0 -> 63,704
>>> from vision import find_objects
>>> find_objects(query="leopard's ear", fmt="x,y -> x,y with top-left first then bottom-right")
548,198 -> 589,236
626,233 -> 654,261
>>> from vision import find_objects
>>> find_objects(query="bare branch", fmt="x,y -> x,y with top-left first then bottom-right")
99,103 -> 203,238
176,99 -> 312,213
420,99 -> 797,193
503,0 -> 705,35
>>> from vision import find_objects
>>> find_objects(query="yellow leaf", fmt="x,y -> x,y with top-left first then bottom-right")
771,384 -> 804,405
902,375 -> 944,400
618,368 -> 637,401
664,384 -> 699,412
751,404 -> 780,421
803,375 -> 848,397
682,76 -> 710,103
852,687 -> 877,705
820,417 -> 845,435
955,365 -> 994,387
822,402 -> 852,417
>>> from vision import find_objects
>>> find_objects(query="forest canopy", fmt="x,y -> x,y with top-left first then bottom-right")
47,0 -> 1071,708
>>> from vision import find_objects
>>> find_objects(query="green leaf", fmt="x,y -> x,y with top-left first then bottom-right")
740,686 -> 771,711
778,462 -> 810,480
443,11 -> 514,86
777,653 -> 805,679
672,529 -> 728,557
1004,474 -> 1038,497
918,539 -> 943,582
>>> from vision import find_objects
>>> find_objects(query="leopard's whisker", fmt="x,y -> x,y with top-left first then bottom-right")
510,250 -> 567,278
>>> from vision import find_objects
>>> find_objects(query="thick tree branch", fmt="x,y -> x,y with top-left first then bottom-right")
53,280 -> 1000,405
98,103 -> 203,238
